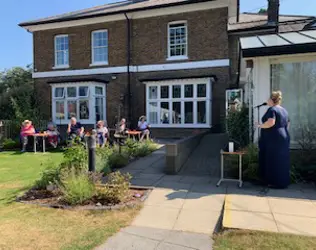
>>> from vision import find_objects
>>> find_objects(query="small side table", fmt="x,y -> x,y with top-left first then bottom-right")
31,133 -> 48,153
217,150 -> 246,188
127,130 -> 141,141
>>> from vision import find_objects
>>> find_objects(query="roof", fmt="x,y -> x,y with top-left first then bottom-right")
229,13 -> 316,33
19,0 -> 214,26
240,30 -> 316,58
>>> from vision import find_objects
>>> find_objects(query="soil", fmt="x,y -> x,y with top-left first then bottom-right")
18,187 -> 148,209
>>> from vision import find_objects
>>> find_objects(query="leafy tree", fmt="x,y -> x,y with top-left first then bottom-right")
258,8 -> 267,14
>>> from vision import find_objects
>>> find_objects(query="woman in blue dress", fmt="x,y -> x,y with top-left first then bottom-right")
258,91 -> 290,189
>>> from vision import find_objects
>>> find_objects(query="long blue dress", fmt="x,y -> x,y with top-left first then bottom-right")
259,106 -> 290,189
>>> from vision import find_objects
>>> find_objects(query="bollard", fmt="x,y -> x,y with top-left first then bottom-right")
87,130 -> 97,172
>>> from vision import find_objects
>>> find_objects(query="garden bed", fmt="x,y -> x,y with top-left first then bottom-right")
17,186 -> 152,210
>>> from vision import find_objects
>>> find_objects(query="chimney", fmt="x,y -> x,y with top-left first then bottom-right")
267,0 -> 280,27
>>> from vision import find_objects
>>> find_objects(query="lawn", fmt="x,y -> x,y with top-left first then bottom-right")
213,230 -> 316,250
0,151 -> 140,250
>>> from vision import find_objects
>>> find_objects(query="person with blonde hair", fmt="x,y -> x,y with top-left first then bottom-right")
20,120 -> 35,152
257,91 -> 290,189
96,120 -> 108,147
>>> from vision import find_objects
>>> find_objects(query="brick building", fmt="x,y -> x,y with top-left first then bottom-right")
19,0 -> 315,138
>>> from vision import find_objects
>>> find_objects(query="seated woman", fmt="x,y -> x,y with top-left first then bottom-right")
137,116 -> 150,142
46,122 -> 59,148
96,120 -> 109,148
67,117 -> 84,141
20,120 -> 35,152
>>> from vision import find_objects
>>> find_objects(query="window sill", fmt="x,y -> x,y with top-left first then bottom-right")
166,56 -> 189,61
89,62 -> 109,67
52,65 -> 70,70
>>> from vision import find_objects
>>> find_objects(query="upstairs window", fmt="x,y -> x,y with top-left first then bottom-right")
168,22 -> 188,60
54,35 -> 69,68
91,30 -> 108,65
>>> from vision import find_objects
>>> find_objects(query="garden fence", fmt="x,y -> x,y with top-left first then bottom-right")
0,120 -> 50,141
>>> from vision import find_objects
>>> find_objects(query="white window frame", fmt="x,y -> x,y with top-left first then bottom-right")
54,34 -> 69,69
145,78 -> 212,128
91,30 -> 109,66
51,82 -> 106,125
167,21 -> 188,61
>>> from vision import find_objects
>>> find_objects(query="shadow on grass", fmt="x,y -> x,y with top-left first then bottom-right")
0,186 -> 30,205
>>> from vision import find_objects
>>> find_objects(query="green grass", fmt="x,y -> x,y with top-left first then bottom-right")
0,151 -> 140,250
213,230 -> 316,250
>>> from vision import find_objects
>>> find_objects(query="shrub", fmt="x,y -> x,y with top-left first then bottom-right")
96,146 -> 113,174
96,172 -> 131,204
61,144 -> 88,172
35,161 -> 61,189
108,152 -> 129,169
59,170 -> 95,205
226,107 -> 250,148
124,139 -> 158,158
242,143 -> 260,181
1,138 -> 19,150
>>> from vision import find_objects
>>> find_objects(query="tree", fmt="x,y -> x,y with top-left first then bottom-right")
0,66 -> 40,121
258,8 -> 267,14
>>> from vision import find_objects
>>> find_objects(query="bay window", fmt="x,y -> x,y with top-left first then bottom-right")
52,82 -> 106,124
145,78 -> 212,128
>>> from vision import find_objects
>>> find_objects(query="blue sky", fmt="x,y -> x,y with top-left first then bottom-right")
0,0 -> 314,70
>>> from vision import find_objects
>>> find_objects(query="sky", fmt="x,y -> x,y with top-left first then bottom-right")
0,0 -> 315,71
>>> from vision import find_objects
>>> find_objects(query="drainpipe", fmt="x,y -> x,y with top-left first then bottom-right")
236,42 -> 242,88
124,13 -> 132,125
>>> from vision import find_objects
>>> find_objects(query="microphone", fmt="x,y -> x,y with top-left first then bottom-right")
255,102 -> 267,108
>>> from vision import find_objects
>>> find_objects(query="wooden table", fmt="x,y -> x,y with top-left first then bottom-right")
217,150 -> 246,188
127,130 -> 141,141
31,133 -> 48,153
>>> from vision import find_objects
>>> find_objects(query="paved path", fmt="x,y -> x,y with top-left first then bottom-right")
97,134 -> 316,249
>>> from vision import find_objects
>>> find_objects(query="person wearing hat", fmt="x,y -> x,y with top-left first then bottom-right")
137,116 -> 150,142
20,120 -> 35,152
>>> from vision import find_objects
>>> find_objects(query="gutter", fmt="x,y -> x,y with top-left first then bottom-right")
124,13 -> 132,124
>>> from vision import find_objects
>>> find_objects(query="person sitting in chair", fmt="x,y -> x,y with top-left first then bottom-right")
20,120 -> 35,152
96,120 -> 108,148
46,122 -> 59,148
137,116 -> 150,142
67,117 -> 84,141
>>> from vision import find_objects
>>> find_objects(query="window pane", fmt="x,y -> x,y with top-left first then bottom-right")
148,102 -> 158,124
93,47 -> 108,62
168,23 -> 187,57
95,97 -> 104,121
184,84 -> 193,98
55,36 -> 69,66
55,101 -> 65,120
95,86 -> 103,95
197,84 -> 207,97
79,100 -> 89,120
197,101 -> 206,124
160,102 -> 169,124
79,86 -> 89,97
67,87 -> 76,98
172,102 -> 181,124
67,101 -> 77,119
172,85 -> 181,98
184,102 -> 193,124
161,86 -> 169,99
149,86 -> 157,99
55,87 -> 64,98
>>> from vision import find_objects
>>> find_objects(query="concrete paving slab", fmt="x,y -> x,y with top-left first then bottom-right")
268,198 -> 316,217
183,192 -> 224,212
134,173 -> 165,180
266,189 -> 308,200
180,176 -> 212,184
122,226 -> 171,241
156,180 -> 192,191
145,189 -> 187,209
223,209 -> 278,232
156,242 -> 196,250
160,175 -> 183,182
95,231 -> 159,250
226,194 -> 271,213
174,209 -> 221,234
130,178 -> 158,187
190,184 -> 226,195
274,213 -> 316,236
165,231 -> 213,250
132,206 -> 180,230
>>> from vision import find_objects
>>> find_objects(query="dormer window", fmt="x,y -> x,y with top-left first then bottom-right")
167,21 -> 188,61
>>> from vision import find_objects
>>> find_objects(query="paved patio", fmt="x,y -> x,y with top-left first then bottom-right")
97,134 -> 316,249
